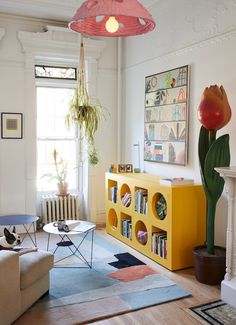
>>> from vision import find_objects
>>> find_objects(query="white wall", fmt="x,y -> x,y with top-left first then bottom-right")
0,14 -> 117,224
121,0 -> 236,247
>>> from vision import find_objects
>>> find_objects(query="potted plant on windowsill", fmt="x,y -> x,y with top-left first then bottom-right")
193,85 -> 232,285
43,149 -> 69,196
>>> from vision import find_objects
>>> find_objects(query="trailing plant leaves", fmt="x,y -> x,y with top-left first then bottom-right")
204,134 -> 230,202
65,86 -> 107,165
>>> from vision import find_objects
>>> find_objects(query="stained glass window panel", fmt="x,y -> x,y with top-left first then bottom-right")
35,65 -> 76,80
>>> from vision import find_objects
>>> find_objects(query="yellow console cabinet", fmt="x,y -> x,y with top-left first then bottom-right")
105,172 -> 206,271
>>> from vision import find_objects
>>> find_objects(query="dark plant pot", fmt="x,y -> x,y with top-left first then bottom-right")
193,245 -> 226,285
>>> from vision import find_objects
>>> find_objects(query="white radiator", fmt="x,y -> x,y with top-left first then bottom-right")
41,194 -> 79,224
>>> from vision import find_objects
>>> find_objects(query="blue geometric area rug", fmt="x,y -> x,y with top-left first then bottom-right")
16,233 -> 191,325
190,300 -> 236,325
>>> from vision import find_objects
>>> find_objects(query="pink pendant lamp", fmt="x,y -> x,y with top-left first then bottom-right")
69,0 -> 156,37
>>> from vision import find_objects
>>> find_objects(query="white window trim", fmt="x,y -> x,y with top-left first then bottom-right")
18,26 -> 106,215
36,85 -> 79,195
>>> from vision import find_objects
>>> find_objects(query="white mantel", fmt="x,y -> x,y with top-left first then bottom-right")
215,167 -> 236,308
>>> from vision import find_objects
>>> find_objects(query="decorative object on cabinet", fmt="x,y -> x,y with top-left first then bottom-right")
1,112 -> 23,139
109,164 -> 117,173
118,164 -> 126,173
144,65 -> 189,165
133,142 -> 141,173
125,164 -> 133,173
68,0 -> 156,37
65,35 -> 107,165
106,172 -> 206,271
193,85 -> 231,285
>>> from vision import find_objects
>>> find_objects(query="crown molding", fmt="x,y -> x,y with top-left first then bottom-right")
0,28 -> 5,41
124,28 -> 236,70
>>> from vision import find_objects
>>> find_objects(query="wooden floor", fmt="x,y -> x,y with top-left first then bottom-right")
16,228 -> 220,325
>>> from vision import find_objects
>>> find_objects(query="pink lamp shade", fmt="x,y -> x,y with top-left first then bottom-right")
69,0 -> 156,37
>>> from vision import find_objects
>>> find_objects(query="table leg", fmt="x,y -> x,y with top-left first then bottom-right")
90,229 -> 94,268
50,228 -> 95,268
47,233 -> 51,251
33,222 -> 37,247
73,230 -> 94,268
22,223 -> 37,246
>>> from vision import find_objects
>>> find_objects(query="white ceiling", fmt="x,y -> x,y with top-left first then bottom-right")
0,0 -> 159,22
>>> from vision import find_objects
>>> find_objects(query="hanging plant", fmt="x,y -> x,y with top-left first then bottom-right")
65,35 -> 107,165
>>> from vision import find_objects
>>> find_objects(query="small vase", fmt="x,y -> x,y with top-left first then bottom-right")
57,182 -> 69,196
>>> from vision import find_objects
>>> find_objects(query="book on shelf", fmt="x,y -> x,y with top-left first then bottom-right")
122,219 -> 132,239
134,188 -> 148,214
121,192 -> 131,207
110,186 -> 118,203
160,177 -> 194,186
152,232 -> 167,259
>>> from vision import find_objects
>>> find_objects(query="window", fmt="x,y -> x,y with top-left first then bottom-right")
37,87 -> 78,192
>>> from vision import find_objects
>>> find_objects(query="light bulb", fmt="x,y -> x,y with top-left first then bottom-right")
105,16 -> 119,33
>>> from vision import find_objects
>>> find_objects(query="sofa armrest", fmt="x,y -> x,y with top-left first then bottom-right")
0,251 -> 21,325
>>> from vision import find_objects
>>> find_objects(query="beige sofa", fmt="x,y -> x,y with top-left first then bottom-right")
0,249 -> 54,325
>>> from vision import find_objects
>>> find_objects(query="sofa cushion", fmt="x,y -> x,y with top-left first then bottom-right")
19,250 -> 54,290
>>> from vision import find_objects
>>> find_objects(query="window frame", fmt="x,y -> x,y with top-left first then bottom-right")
36,79 -> 80,194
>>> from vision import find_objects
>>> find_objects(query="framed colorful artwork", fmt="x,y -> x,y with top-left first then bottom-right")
1,112 -> 23,139
144,65 -> 189,165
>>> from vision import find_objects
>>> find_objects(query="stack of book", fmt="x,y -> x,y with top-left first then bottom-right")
152,232 -> 167,259
110,186 -> 118,203
121,192 -> 131,207
134,188 -> 148,215
122,219 -> 132,239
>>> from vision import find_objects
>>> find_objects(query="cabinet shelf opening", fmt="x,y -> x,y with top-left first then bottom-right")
121,213 -> 132,240
134,186 -> 148,215
152,226 -> 167,259
108,208 -> 118,230
152,192 -> 167,220
108,180 -> 118,203
120,183 -> 131,207
135,220 -> 148,245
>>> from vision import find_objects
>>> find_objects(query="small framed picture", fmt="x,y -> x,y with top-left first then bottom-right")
1,113 -> 23,139
118,164 -> 126,173
125,164 -> 133,173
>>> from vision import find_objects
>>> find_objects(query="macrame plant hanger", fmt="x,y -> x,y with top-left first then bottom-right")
78,34 -> 89,109
77,34 -> 86,197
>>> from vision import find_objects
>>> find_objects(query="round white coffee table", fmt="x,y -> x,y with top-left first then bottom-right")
43,220 -> 96,268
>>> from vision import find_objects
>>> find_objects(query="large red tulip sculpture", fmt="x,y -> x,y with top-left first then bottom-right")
198,85 -> 231,254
